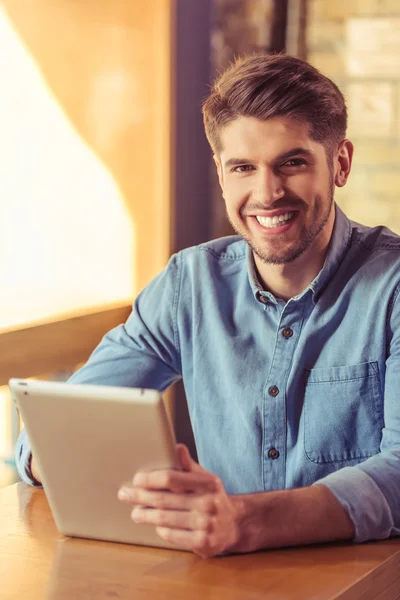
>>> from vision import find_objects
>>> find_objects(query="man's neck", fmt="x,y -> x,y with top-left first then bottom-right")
253,213 -> 335,303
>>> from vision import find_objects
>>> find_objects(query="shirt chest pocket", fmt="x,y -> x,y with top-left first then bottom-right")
303,361 -> 384,464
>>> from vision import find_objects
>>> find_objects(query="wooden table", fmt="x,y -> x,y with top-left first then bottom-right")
2,483 -> 400,599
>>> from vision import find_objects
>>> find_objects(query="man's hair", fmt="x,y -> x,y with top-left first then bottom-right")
202,54 -> 347,156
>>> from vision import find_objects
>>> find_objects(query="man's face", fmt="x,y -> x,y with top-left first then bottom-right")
215,116 -> 338,265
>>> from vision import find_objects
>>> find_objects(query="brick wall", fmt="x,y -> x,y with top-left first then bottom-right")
308,1 -> 400,230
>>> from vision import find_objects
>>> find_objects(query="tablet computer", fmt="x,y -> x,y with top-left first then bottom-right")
9,378 -> 183,550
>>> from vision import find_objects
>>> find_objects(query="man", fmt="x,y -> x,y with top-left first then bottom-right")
16,54 -> 400,559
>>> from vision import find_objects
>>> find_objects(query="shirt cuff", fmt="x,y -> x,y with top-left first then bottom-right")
15,428 -> 42,487
313,466 -> 394,543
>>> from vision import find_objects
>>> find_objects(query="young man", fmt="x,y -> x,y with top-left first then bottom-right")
17,54 -> 400,558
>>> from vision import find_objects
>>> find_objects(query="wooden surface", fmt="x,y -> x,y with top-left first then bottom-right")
0,303 -> 131,385
1,483 -> 400,599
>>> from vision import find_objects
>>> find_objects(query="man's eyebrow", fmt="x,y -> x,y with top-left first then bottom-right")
223,147 -> 314,169
277,147 -> 314,161
224,158 -> 251,169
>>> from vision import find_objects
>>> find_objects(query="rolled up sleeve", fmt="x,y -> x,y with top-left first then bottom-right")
313,461 -> 396,542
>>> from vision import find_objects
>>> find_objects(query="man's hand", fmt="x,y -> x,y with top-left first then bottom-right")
117,444 -> 240,558
118,445 -> 355,557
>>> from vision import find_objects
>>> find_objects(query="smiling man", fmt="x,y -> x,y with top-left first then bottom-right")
213,115 -> 349,301
17,55 -> 400,558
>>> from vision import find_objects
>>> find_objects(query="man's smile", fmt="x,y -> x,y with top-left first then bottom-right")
255,211 -> 294,227
248,210 -> 299,234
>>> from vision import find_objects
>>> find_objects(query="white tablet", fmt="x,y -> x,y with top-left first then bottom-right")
9,378 -> 183,550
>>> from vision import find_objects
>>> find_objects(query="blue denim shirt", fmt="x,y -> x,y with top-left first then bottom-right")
16,204 -> 400,543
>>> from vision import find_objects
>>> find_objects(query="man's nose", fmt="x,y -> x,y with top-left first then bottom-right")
252,170 -> 285,205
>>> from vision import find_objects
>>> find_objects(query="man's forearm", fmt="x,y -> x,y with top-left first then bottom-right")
231,484 -> 355,553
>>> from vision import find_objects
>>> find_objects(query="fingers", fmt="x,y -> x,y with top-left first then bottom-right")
131,469 -> 219,494
116,454 -> 229,559
131,506 -> 212,532
177,444 -> 198,472
118,487 -> 193,510
118,486 -> 218,514
155,527 -> 219,559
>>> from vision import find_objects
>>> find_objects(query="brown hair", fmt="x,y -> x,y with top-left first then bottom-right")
202,54 -> 347,156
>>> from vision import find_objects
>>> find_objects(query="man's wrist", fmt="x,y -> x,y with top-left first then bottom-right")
229,484 -> 355,554
229,493 -> 265,553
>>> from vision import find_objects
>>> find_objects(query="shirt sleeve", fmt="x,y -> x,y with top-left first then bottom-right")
15,427 -> 42,486
313,283 -> 400,543
15,252 -> 183,485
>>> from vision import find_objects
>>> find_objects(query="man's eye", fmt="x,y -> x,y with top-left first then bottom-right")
282,159 -> 306,168
232,165 -> 254,173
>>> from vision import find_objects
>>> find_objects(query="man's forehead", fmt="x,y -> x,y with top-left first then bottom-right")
218,115 -> 318,159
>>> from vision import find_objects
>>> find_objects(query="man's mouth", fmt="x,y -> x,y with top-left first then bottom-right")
255,211 -> 295,229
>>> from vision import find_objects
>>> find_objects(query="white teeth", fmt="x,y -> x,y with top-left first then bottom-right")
256,212 -> 294,228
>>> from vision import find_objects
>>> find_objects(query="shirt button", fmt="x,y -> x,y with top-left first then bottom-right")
268,385 -> 279,397
259,295 -> 268,304
282,327 -> 293,339
268,448 -> 280,460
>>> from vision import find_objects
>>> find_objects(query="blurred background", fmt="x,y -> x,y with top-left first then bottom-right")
1,0 -> 399,486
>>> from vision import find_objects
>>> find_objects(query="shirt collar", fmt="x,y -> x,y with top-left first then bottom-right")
247,203 -> 353,305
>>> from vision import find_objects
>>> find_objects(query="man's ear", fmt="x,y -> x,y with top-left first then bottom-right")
213,155 -> 224,190
334,139 -> 354,188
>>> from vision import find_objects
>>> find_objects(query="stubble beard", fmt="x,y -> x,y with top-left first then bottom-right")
227,182 -> 335,266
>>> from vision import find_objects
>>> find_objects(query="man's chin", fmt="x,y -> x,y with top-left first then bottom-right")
228,221 -> 310,264
253,251 -> 301,266
250,240 -> 310,265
